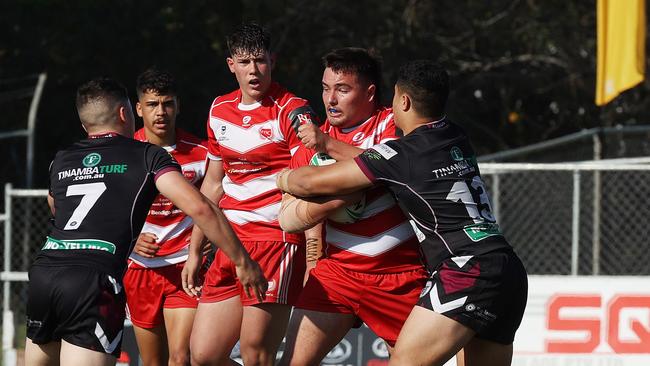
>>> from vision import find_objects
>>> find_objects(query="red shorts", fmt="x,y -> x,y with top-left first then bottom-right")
201,241 -> 306,306
124,262 -> 200,329
296,259 -> 427,346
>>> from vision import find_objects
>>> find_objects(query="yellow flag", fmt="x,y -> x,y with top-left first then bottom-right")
596,0 -> 646,105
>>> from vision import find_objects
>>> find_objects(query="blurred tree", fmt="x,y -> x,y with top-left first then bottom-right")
0,0 -> 647,187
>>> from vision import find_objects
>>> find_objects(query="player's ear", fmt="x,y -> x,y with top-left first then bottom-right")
402,93 -> 412,112
135,101 -> 143,117
226,57 -> 236,73
366,84 -> 376,103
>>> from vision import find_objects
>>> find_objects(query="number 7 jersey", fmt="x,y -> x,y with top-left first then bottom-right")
354,119 -> 511,270
38,134 -> 180,277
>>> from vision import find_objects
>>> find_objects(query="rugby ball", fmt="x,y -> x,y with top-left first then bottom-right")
308,152 -> 366,224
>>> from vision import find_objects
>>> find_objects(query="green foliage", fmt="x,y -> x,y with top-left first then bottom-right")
0,0 -> 647,186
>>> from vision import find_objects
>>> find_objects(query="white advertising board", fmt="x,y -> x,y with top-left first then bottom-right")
512,275 -> 650,366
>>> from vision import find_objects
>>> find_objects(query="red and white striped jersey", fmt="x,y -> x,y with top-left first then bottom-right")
129,128 -> 209,268
207,83 -> 315,244
291,107 -> 424,273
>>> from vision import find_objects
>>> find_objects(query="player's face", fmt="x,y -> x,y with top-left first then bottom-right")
136,91 -> 178,139
322,67 -> 376,128
227,50 -> 273,104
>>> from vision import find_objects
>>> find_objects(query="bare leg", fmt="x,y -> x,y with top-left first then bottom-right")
59,339 -> 116,366
133,324 -> 168,366
163,307 -> 196,366
190,296 -> 243,366
459,337 -> 512,366
389,306 -> 475,366
239,303 -> 292,366
278,309 -> 357,366
25,339 -> 60,366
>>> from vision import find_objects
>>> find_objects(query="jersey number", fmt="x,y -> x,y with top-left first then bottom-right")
446,176 -> 496,223
63,182 -> 107,230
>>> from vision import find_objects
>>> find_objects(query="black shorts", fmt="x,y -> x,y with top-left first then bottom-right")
417,248 -> 527,344
26,264 -> 126,357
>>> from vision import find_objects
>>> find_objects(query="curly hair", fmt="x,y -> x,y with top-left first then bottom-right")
136,67 -> 178,99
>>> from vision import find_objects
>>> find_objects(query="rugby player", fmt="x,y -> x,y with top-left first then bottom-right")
277,60 -> 528,366
25,77 -> 266,366
123,68 -> 209,366
278,48 -> 427,366
181,22 -> 319,366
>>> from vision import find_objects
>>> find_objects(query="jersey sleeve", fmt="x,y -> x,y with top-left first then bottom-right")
282,102 -> 320,154
290,145 -> 315,169
354,140 -> 409,183
206,118 -> 222,161
146,145 -> 181,181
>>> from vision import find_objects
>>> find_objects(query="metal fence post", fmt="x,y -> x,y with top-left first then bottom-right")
592,134 -> 602,275
571,171 -> 581,276
492,173 -> 500,221
3,183 -> 16,366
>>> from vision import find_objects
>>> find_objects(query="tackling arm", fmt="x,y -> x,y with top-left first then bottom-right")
278,192 -> 363,233
277,159 -> 372,197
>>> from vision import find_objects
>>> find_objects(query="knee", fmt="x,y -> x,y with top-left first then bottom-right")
190,351 -> 225,366
168,349 -> 191,366
240,345 -> 275,366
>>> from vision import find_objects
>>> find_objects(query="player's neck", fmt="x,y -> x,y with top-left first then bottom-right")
87,127 -> 125,138
145,129 -> 176,147
403,115 -> 445,135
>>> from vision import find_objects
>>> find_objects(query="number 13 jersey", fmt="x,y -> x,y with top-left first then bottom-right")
354,119 -> 511,270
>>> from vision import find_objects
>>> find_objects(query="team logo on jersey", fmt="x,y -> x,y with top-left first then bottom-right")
242,116 -> 252,126
259,127 -> 273,140
220,126 -> 227,135
450,146 -> 464,161
297,113 -> 313,125
82,153 -> 102,167
352,132 -> 365,143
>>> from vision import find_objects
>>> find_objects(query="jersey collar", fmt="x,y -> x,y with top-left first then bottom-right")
88,132 -> 120,139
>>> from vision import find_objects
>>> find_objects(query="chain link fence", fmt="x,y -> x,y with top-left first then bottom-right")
482,162 -> 650,276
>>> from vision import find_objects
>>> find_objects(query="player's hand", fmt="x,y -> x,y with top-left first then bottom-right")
298,123 -> 329,152
235,258 -> 268,303
133,233 -> 159,258
181,251 -> 203,298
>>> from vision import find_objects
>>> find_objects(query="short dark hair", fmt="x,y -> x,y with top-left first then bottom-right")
75,77 -> 129,112
323,47 -> 382,103
136,68 -> 178,99
226,22 -> 271,57
396,60 -> 449,118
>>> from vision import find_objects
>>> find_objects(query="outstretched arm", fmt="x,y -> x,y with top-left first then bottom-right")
156,170 -> 267,301
277,159 -> 372,197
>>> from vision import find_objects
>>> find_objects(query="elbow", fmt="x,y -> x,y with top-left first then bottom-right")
186,200 -> 214,226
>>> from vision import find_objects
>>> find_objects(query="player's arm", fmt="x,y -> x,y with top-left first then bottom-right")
277,159 -> 372,197
183,159 -> 225,296
304,223 -> 322,283
156,170 -> 267,301
47,193 -> 55,215
278,192 -> 362,233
